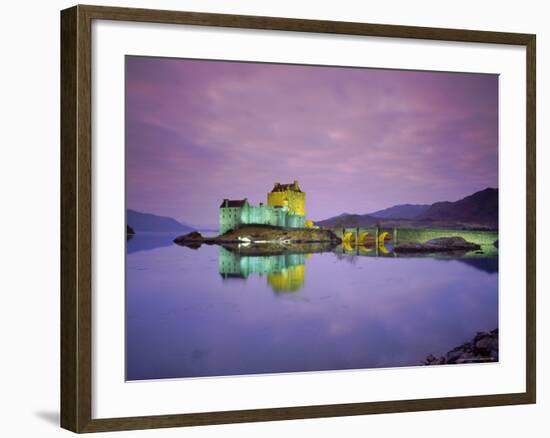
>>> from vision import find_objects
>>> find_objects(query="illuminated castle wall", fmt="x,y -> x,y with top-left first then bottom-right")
219,180 -> 310,234
267,180 -> 305,216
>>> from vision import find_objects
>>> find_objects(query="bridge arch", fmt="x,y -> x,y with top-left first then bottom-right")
377,242 -> 389,254
337,227 -> 396,248
342,231 -> 355,243
358,231 -> 370,244
378,231 -> 390,245
341,239 -> 355,253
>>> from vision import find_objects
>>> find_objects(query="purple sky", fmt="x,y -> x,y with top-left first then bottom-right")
126,56 -> 498,225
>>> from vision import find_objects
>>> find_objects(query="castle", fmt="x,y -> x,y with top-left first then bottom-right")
219,180 -> 313,234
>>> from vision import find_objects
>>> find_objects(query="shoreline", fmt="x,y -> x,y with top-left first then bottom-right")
425,329 -> 498,366
174,225 -> 341,246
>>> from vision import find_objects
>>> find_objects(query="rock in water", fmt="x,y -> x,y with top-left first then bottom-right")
395,236 -> 481,253
127,225 -> 135,235
174,231 -> 203,244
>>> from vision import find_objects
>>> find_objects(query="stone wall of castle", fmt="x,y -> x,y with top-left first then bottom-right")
219,202 -> 306,234
267,190 -> 306,216
219,205 -> 244,234
242,204 -> 288,229
219,181 -> 310,234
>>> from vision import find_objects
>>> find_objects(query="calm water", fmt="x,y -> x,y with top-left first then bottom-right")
126,233 -> 498,380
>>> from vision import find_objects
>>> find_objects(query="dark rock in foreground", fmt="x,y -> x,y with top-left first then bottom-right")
425,329 -> 498,365
395,236 -> 481,253
127,225 -> 135,235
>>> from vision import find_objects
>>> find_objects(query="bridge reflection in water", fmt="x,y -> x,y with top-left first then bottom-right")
217,228 -> 399,291
217,230 -> 498,294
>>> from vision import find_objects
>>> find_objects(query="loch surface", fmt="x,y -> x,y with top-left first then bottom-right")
126,233 -> 498,380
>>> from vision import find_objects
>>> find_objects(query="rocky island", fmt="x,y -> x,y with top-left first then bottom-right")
174,224 -> 340,247
171,181 -> 492,257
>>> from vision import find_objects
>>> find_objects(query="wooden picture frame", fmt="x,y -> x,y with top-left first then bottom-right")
61,4 -> 536,433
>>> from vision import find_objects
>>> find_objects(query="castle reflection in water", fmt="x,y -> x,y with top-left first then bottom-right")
218,247 -> 308,293
217,239 -> 498,294
218,241 -> 403,293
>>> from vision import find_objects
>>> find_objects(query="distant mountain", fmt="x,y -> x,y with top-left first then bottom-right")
368,204 -> 430,220
127,232 -> 176,254
417,187 -> 498,226
317,188 -> 498,229
127,209 -> 194,232
316,213 -> 380,228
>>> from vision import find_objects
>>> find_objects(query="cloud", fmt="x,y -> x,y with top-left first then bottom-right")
126,57 -> 498,224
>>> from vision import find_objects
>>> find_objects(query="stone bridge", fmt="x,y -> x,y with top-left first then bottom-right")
332,226 -> 398,246
330,227 -> 498,257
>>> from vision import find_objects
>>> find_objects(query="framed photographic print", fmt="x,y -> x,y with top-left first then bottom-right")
60,4 -> 536,433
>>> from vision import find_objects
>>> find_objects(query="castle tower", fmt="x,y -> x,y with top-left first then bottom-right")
267,180 -> 306,217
